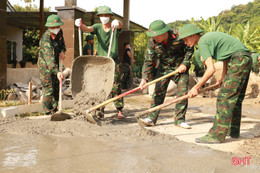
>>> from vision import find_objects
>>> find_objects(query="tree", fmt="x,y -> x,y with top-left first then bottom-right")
134,32 -> 149,77
232,21 -> 260,52
22,29 -> 40,64
13,0 -> 51,12
192,17 -> 224,33
13,0 -> 51,66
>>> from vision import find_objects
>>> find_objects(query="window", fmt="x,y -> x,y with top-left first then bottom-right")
7,40 -> 17,68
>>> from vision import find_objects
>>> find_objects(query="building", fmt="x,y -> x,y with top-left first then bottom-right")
0,0 -> 147,88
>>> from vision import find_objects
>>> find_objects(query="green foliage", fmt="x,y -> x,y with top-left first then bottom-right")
168,0 -> 260,59
192,17 -> 224,33
168,20 -> 190,30
219,0 -> 260,30
0,88 -> 14,100
13,0 -> 51,12
0,88 -> 24,107
231,21 -> 260,52
17,112 -> 45,118
13,1 -> 51,64
0,100 -> 24,107
133,32 -> 149,77
23,29 -> 40,64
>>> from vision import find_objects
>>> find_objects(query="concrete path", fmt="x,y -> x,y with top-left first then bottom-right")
145,112 -> 260,154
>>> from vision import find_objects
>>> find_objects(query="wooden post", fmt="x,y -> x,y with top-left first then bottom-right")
0,0 -> 7,89
28,82 -> 32,105
39,0 -> 44,39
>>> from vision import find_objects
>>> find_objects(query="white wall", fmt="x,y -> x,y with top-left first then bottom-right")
7,68 -> 40,86
7,25 -> 23,62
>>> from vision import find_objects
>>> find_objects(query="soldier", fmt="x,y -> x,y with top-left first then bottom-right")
38,14 -> 66,115
83,35 -> 94,55
75,5 -> 125,119
178,24 -> 252,143
122,42 -> 135,89
193,49 -> 205,77
251,51 -> 260,74
139,20 -> 194,128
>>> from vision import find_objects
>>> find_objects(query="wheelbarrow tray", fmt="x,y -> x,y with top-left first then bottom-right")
71,55 -> 115,99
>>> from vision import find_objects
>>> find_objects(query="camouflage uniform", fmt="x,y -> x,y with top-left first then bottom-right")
195,31 -> 251,143
208,51 -> 251,141
251,52 -> 260,74
121,63 -> 131,89
121,47 -> 132,89
38,29 -> 66,114
193,49 -> 205,77
142,30 -> 193,125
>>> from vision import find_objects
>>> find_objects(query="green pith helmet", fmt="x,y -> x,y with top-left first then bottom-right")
97,5 -> 113,16
178,24 -> 203,40
146,20 -> 171,37
45,14 -> 64,27
85,35 -> 94,41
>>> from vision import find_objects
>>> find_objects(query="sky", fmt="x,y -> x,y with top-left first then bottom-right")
9,0 -> 254,28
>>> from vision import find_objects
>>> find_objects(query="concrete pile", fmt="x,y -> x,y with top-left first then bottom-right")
10,77 -> 42,103
6,68 -> 73,103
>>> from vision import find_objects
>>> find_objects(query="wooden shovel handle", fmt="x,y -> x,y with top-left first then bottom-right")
78,27 -> 82,56
107,27 -> 115,58
58,59 -> 63,112
135,83 -> 219,118
86,70 -> 180,113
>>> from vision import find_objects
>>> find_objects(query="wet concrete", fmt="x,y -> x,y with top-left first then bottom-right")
0,133 -> 259,173
0,92 -> 260,173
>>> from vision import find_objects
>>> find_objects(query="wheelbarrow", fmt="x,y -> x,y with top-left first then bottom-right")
70,27 -> 115,119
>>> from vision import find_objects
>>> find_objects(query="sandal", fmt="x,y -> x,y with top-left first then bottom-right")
118,111 -> 125,119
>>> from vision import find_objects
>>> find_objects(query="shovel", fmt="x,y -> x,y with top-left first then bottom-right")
50,59 -> 71,121
135,83 -> 219,128
85,70 -> 180,124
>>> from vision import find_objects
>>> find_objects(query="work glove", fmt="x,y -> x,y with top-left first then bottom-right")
111,19 -> 119,28
75,18 -> 82,28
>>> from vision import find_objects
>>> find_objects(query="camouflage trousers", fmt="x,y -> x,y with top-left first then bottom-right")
111,64 -> 124,111
121,63 -> 131,89
208,52 -> 252,142
148,70 -> 189,125
194,64 -> 205,77
39,68 -> 59,114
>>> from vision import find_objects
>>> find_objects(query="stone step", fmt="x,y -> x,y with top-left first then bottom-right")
1,100 -> 74,118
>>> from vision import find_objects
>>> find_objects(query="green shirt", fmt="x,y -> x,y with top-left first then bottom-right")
198,32 -> 249,62
193,49 -> 203,67
251,52 -> 260,74
92,23 -> 122,62
83,43 -> 93,55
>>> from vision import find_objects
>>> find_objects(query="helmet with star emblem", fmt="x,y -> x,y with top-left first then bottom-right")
146,20 -> 171,37
45,14 -> 64,27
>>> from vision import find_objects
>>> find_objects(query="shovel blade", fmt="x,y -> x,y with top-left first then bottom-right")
86,113 -> 98,124
50,112 -> 71,121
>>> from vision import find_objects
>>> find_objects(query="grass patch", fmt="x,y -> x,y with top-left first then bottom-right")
0,100 -> 24,107
16,112 -> 45,118
16,108 -> 73,118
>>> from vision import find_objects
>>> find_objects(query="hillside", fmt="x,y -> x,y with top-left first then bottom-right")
168,0 -> 260,30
